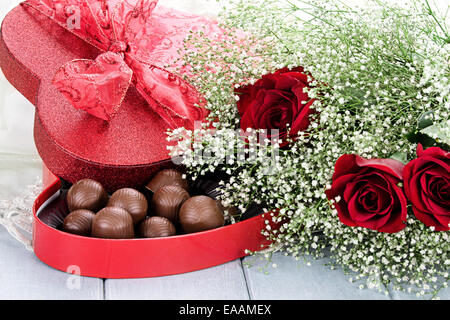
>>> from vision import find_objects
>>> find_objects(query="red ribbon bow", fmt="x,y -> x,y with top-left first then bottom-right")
22,0 -> 211,128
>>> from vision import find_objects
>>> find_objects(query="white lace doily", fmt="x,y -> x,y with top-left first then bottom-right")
0,153 -> 42,251
0,177 -> 41,250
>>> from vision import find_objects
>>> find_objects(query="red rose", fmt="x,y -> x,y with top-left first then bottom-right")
403,145 -> 450,231
325,155 -> 407,233
236,67 -> 315,147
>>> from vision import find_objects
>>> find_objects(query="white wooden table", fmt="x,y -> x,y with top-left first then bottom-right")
0,224 -> 448,300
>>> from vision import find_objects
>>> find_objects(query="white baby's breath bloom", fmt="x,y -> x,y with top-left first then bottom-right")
167,0 -> 450,297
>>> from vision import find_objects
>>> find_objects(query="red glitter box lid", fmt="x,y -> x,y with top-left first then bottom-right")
0,4 -> 208,191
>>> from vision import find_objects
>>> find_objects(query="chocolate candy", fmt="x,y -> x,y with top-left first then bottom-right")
91,207 -> 134,239
67,179 -> 108,212
152,185 -> 190,223
145,169 -> 189,193
139,216 -> 176,238
63,209 -> 96,236
107,188 -> 148,225
179,196 -> 225,233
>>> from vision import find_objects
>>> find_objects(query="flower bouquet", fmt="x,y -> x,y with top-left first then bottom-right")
167,0 -> 449,297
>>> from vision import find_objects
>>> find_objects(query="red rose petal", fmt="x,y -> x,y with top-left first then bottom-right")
376,185 -> 407,233
412,205 -> 449,231
355,156 -> 405,180
348,192 -> 377,223
417,145 -> 450,159
240,106 -> 256,130
291,83 -> 311,111
343,180 -> 361,202
433,214 -> 450,231
336,200 -> 359,228
416,156 -> 450,173
326,172 -> 359,200
258,75 -> 278,90
331,155 -> 361,181
274,74 -> 301,91
407,173 -> 429,212
422,193 -> 448,216
282,71 -> 308,84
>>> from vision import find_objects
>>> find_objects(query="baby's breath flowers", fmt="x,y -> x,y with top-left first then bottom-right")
167,0 -> 449,297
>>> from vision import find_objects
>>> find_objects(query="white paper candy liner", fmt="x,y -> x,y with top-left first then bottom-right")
36,189 -> 69,230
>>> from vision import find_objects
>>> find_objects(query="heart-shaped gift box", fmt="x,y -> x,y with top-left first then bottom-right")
0,0 -> 275,278
0,0 -> 216,192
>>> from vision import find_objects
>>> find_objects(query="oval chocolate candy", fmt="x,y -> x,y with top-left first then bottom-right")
179,196 -> 225,234
91,207 -> 134,239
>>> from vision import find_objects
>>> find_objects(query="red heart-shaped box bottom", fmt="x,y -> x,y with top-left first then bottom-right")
33,164 -> 272,278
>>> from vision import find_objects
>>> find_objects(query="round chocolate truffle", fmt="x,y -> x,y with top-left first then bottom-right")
139,216 -> 176,238
107,188 -> 148,225
67,179 -> 108,212
151,185 -> 190,223
179,196 -> 225,234
91,207 -> 134,239
63,209 -> 96,236
145,169 -> 189,193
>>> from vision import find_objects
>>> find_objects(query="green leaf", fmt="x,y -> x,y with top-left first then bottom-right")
406,113 -> 448,151
420,122 -> 450,147
405,130 -> 420,144
417,110 -> 434,130
389,151 -> 408,164
405,131 -> 437,149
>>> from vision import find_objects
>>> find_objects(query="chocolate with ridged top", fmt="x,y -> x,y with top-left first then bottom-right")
63,209 -> 96,236
139,216 -> 176,238
179,196 -> 225,234
67,179 -> 108,212
152,185 -> 190,223
107,188 -> 148,225
91,207 -> 134,239
145,169 -> 189,193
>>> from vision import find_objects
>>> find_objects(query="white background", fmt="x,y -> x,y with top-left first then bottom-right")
0,0 -> 447,199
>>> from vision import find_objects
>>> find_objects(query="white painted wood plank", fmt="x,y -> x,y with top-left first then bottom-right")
243,252 -> 391,300
0,225 -> 103,300
105,259 -> 250,300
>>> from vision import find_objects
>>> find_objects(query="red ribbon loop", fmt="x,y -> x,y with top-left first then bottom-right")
22,0 -> 213,128
108,41 -> 128,53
